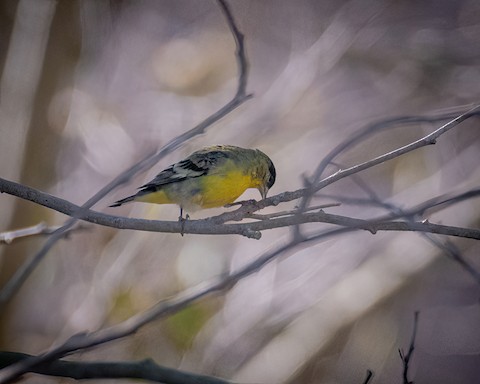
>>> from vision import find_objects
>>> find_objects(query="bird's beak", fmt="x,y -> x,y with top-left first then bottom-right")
258,185 -> 268,200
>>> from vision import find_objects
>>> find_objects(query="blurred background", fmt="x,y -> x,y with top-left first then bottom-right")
1,0 -> 479,383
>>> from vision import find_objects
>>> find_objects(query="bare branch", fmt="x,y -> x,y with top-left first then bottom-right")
310,105 -> 480,195
315,107 -> 480,182
217,0 -> 249,99
245,203 -> 341,220
0,351 -> 231,384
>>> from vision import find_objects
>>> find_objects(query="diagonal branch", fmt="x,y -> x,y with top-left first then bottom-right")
217,0 -> 249,99
291,105 -> 480,239
309,105 -> 480,195
0,0 -> 251,307
0,351 -> 231,384
314,106 -> 480,182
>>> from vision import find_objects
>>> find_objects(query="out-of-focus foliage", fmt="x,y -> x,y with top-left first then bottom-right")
0,1 -> 479,383
165,303 -> 214,351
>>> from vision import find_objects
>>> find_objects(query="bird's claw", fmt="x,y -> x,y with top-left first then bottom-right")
178,209 -> 190,236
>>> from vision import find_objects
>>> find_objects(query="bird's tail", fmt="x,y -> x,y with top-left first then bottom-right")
109,195 -> 136,207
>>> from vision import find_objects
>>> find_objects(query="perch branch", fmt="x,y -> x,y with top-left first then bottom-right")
1,177 -> 479,240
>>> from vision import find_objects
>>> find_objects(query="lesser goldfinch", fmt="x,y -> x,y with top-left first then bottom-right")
110,145 -> 276,217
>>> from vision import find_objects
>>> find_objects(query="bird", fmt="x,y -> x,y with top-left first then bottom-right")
110,145 -> 276,218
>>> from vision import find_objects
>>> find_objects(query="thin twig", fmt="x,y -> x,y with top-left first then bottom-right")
0,223 -> 87,244
318,108 -> 480,182
245,203 -> 341,220
362,369 -> 374,384
217,0 -> 250,99
399,311 -> 420,384
0,223 -> 50,244
0,0 -> 251,307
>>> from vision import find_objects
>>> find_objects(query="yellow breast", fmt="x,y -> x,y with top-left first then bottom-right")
193,170 -> 255,208
137,170 -> 256,211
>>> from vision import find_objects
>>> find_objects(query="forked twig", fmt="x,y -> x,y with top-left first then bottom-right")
399,311 -> 420,384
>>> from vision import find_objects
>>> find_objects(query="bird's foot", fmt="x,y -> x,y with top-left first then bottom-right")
178,213 -> 190,236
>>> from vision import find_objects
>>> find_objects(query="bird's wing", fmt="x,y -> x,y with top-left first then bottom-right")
139,149 -> 230,190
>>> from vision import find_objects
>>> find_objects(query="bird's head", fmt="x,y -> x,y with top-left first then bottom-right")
255,150 -> 276,200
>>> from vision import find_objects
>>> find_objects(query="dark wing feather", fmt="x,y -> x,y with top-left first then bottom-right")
138,149 -> 229,193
